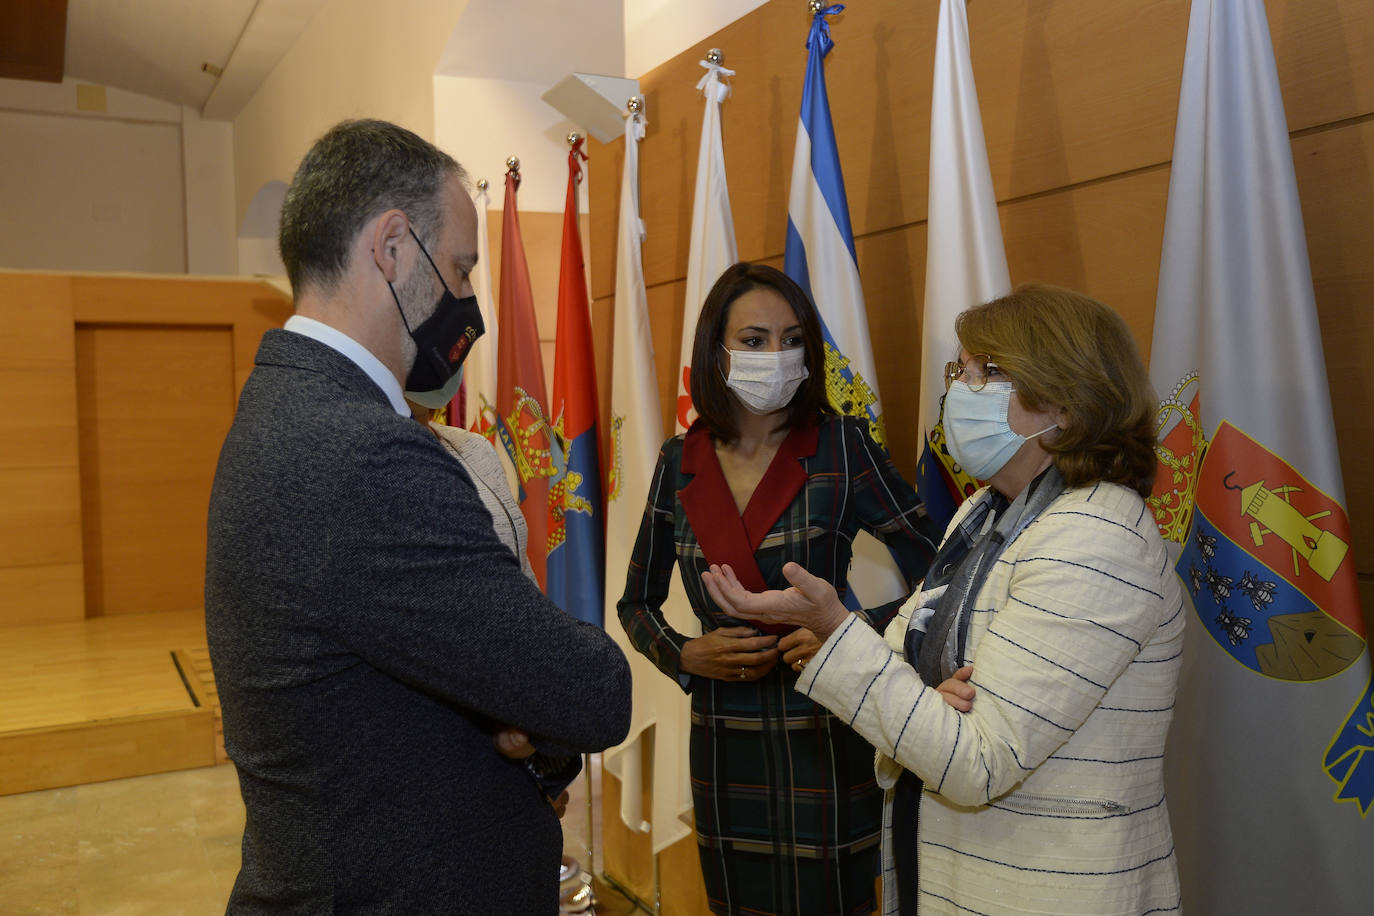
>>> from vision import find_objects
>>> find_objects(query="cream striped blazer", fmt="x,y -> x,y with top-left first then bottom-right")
799,481 -> 1184,915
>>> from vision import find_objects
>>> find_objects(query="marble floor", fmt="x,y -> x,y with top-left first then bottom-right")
0,759 -> 642,915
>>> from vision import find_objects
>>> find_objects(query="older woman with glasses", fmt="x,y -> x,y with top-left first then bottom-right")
703,283 -> 1184,915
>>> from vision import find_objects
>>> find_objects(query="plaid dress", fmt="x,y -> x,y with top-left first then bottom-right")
618,416 -> 939,916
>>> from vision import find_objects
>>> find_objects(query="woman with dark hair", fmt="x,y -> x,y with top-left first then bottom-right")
618,262 -> 947,916
703,284 -> 1184,915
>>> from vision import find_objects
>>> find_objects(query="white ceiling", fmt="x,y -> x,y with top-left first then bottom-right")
436,0 -> 626,85
61,0 -> 328,118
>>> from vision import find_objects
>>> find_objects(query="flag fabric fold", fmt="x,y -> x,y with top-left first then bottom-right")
495,167 -> 555,588
1148,2 -> 1373,911
601,106 -> 690,844
674,56 -> 738,434
631,54 -> 741,851
546,137 -> 604,626
458,181 -> 497,437
917,0 -> 1011,533
782,4 -> 905,608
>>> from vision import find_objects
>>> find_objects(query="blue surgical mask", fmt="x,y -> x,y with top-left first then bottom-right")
943,381 -> 1057,480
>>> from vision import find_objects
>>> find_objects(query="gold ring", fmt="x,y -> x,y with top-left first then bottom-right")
797,658 -> 807,670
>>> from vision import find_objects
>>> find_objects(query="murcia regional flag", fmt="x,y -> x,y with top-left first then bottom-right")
1149,2 -> 1373,912
916,0 -> 1009,532
674,52 -> 738,433
782,3 -> 905,608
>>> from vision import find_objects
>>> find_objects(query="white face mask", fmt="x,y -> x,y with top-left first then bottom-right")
405,364 -> 465,411
943,380 -> 1057,480
721,345 -> 809,415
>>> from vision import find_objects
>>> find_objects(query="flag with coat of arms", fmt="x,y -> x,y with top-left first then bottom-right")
1148,2 -> 1373,911
547,135 -> 604,626
916,0 -> 1010,533
782,2 -> 906,608
495,163 -> 556,588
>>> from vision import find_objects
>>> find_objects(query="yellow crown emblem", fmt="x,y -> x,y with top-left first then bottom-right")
1148,372 -> 1208,544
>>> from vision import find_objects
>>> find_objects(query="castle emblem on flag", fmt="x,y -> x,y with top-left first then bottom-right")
821,342 -> 885,448
1161,405 -> 1373,813
1173,417 -> 1363,682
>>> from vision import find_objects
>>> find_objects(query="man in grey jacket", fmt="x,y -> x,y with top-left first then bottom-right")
206,119 -> 631,914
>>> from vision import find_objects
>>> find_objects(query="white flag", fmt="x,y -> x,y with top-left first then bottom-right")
674,56 -> 738,434
917,0 -> 1010,532
1149,2 -> 1373,912
463,182 -> 496,429
601,106 -> 691,850
459,181 -> 519,499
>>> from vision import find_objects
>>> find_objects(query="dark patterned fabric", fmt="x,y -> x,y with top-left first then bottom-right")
618,415 -> 938,916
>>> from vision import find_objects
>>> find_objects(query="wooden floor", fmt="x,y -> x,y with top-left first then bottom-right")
0,611 -> 221,796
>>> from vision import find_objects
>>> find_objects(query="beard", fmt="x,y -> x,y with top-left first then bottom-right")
394,260 -> 437,367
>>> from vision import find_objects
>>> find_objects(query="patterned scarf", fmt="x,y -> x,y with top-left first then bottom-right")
892,465 -> 1066,915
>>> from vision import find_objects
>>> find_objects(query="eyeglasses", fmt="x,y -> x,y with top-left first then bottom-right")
943,354 -> 1002,392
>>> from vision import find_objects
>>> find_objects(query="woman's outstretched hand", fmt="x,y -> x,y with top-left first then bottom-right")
702,561 -> 851,642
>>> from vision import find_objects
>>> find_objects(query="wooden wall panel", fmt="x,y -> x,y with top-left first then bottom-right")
0,272 -> 82,623
75,325 -> 237,616
1296,119 -> 1374,579
1269,0 -> 1374,132
0,271 -> 292,625
0,565 -> 85,626
1001,165 -> 1172,364
0,468 -> 84,568
588,0 -> 1374,891
479,209 -> 591,406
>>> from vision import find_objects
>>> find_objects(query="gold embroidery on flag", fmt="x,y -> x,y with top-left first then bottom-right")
822,341 -> 885,448
1149,372 -> 1207,543
607,414 -> 625,502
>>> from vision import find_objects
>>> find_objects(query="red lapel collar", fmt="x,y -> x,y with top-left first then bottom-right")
741,421 -> 818,550
680,421 -> 763,589
678,420 -> 819,638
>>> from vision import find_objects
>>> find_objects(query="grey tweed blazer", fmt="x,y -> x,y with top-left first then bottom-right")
206,329 -> 630,914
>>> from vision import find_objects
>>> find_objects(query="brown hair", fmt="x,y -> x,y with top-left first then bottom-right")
955,283 -> 1157,497
688,262 -> 833,442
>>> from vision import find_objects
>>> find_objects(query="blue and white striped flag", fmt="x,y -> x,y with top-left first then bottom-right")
783,4 -> 905,609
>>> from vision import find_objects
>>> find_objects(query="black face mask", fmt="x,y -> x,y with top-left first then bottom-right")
388,227 -> 484,398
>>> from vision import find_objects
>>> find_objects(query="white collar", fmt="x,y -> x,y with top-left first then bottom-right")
283,315 -> 410,417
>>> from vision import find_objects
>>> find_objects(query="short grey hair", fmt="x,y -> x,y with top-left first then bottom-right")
278,119 -> 467,295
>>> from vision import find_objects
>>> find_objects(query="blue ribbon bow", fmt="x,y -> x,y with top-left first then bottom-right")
809,4 -> 846,58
